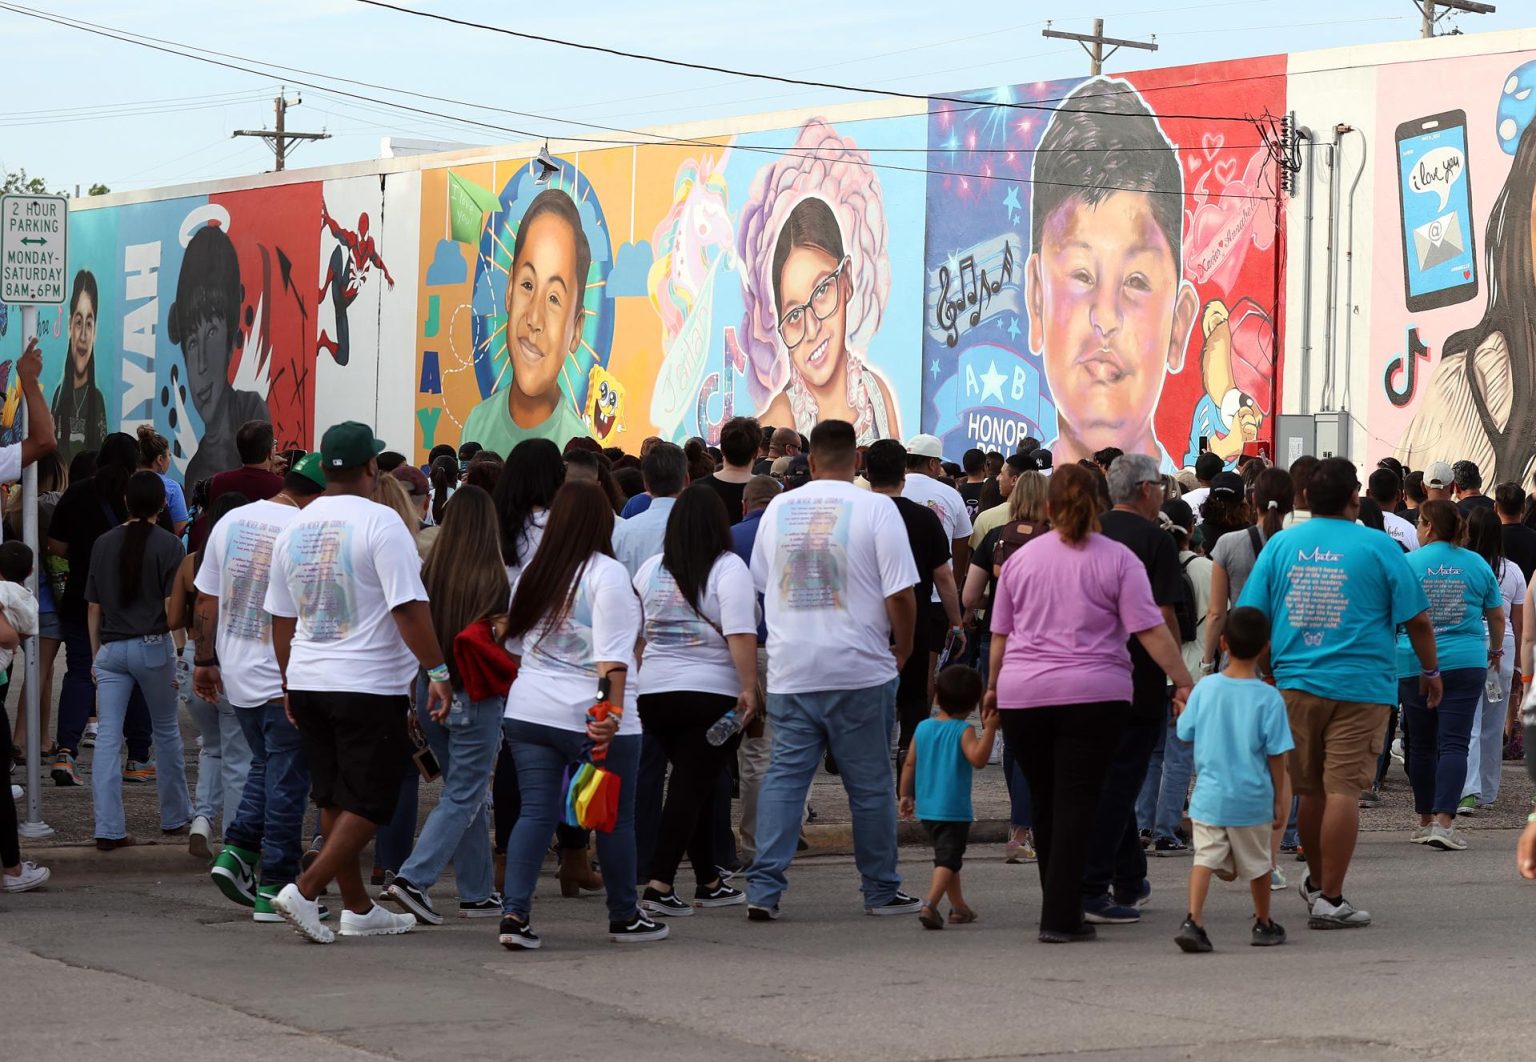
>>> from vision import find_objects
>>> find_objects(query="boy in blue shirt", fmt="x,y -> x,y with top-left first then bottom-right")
1174,606 -> 1295,952
898,666 -> 998,930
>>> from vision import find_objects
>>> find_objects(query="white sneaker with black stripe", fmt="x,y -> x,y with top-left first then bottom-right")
609,911 -> 669,943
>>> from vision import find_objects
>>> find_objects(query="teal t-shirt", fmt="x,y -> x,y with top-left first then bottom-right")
913,717 -> 974,822
1237,517 -> 1428,706
1393,542 -> 1501,678
460,386 -> 590,456
1176,673 -> 1295,828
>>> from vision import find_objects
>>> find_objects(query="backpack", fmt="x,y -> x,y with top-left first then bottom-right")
1173,554 -> 1199,643
991,520 -> 1048,578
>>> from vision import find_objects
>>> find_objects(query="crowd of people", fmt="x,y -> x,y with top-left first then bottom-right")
6,386 -> 1536,952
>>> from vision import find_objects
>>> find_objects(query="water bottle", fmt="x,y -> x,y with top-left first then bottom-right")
1486,665 -> 1505,704
706,710 -> 741,746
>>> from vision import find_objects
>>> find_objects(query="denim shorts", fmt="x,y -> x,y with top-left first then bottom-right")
37,610 -> 61,641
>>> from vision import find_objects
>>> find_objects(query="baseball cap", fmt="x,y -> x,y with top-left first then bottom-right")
1426,460 -> 1454,489
391,464 -> 430,497
905,433 -> 944,461
320,421 -> 387,470
1028,448 -> 1053,471
289,452 -> 326,490
1209,470 -> 1245,497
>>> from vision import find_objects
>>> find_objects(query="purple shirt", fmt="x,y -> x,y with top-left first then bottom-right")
991,531 -> 1164,709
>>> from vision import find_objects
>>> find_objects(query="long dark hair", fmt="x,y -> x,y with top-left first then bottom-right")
505,481 -> 615,639
93,433 -> 140,523
1255,467 -> 1294,541
118,471 -> 166,603
1445,118 -> 1536,483
662,485 -> 732,611
429,455 -> 458,526
422,486 -> 506,688
494,438 -> 564,566
1467,505 -> 1507,579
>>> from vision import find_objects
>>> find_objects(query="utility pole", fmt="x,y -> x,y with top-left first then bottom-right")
233,89 -> 330,172
1415,0 -> 1496,38
1042,18 -> 1157,76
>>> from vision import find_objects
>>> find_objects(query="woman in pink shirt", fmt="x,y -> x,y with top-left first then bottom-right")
984,464 -> 1193,943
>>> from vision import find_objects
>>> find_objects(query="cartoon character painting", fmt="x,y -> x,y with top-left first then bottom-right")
585,364 -> 624,443
318,201 -> 394,368
1182,297 -> 1271,467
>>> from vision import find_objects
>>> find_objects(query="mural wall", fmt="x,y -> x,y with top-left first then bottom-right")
1368,50 -> 1536,484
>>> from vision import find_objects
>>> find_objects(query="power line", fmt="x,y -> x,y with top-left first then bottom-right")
0,2 -> 1278,202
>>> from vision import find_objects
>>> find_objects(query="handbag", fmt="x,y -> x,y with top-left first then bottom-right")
453,617 -> 519,702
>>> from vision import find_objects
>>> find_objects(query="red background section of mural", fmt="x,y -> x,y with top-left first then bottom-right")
209,183 -> 322,451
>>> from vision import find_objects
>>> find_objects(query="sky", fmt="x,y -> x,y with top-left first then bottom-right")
1,0 -> 1531,194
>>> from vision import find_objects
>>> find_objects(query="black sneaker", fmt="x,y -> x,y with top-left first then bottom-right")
1174,917 -> 1213,953
1139,828 -> 1153,850
1251,917 -> 1287,947
384,877 -> 443,925
459,894 -> 502,919
694,881 -> 745,908
641,887 -> 695,917
1152,836 -> 1190,857
747,903 -> 781,922
1038,924 -> 1097,943
498,913 -> 540,950
866,890 -> 923,916
609,911 -> 669,943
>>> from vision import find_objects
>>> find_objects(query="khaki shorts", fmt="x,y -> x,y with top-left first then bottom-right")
1192,821 -> 1273,883
1281,690 -> 1388,797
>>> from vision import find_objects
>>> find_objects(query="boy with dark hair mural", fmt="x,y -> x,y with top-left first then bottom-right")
1027,77 -> 1199,473
172,224 -> 270,486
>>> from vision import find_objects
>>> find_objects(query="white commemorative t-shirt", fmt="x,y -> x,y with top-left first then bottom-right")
504,553 -> 642,735
1382,511 -> 1420,552
902,471 -> 972,602
634,551 -> 756,697
264,494 -> 427,696
751,479 -> 920,694
194,499 -> 299,708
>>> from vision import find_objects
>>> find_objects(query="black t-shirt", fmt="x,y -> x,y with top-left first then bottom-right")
1458,494 -> 1496,517
1099,509 -> 1186,719
892,497 -> 951,649
958,480 -> 985,522
84,524 -> 186,641
697,474 -> 748,525
50,478 -> 122,623
752,458 -> 775,476
1503,523 -> 1536,585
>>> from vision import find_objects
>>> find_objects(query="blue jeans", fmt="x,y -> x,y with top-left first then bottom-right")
58,615 -> 150,759
187,695 -> 253,828
398,685 -> 500,903
501,718 -> 641,923
1001,739 -> 1033,829
1401,668 -> 1483,817
1463,654 -> 1512,804
746,678 -> 902,910
92,636 -> 192,839
225,699 -> 311,885
1136,717 -> 1194,840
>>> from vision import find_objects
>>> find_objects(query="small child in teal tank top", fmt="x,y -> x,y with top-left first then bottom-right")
898,665 -> 999,929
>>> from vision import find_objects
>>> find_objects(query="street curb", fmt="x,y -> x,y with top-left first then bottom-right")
22,820 -> 1019,878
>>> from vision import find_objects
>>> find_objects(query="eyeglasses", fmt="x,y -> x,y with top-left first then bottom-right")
778,259 -> 849,350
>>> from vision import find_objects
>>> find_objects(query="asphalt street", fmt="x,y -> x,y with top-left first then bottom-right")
5,831 -> 1536,1060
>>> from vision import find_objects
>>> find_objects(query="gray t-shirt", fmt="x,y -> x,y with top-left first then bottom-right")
84,524 -> 185,643
1211,524 -> 1267,603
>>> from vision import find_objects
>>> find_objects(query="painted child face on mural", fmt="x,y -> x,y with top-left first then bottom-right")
507,210 -> 585,405
1027,190 -> 1198,456
777,244 -> 851,393
184,315 -> 231,417
68,289 -> 96,386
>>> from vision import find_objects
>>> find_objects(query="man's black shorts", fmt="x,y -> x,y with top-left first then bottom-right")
288,690 -> 410,826
923,820 -> 970,872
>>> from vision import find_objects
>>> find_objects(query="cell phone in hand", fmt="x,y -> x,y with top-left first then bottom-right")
412,744 -> 441,782
936,628 -> 965,670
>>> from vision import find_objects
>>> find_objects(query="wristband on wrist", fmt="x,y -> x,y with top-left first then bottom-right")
1421,668 -> 1441,679
194,657 -> 218,668
427,664 -> 450,683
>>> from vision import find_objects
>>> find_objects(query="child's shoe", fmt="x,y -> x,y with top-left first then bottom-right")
1251,917 -> 1286,947
1174,916 -> 1213,953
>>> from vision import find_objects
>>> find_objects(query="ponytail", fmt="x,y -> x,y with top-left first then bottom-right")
1255,467 -> 1294,541
1047,464 -> 1100,545
430,456 -> 458,527
118,472 -> 165,603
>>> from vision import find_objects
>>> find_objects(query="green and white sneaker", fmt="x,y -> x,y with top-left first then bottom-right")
210,845 -> 259,908
254,883 -> 328,923
1456,795 -> 1479,817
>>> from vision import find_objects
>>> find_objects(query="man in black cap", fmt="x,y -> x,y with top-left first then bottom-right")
265,422 -> 454,944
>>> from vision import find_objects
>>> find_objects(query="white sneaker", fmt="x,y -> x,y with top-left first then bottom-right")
1308,895 -> 1371,929
1425,824 -> 1467,851
9,784 -> 21,801
339,904 -> 416,937
82,721 -> 98,748
3,861 -> 49,893
272,883 -> 335,944
1410,825 -> 1432,844
188,816 -> 213,861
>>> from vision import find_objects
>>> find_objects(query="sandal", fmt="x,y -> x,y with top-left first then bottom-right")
948,907 -> 978,924
918,903 -> 944,930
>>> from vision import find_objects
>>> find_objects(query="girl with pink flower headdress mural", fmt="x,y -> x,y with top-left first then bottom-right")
737,121 -> 900,444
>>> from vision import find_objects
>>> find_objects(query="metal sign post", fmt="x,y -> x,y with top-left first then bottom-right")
3,193 -> 67,839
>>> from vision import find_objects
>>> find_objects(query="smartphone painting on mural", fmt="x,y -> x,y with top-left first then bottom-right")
1395,110 -> 1478,313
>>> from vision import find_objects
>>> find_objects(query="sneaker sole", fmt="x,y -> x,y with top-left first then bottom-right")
253,910 -> 285,923
641,900 -> 695,917
694,893 -> 746,908
746,906 -> 780,922
1152,849 -> 1191,857
384,885 -> 445,926
1083,912 -> 1140,925
1424,838 -> 1467,852
499,933 -> 542,950
459,907 -> 502,919
610,927 -> 669,943
1251,934 -> 1287,947
866,903 -> 923,916
210,867 -> 257,908
272,899 -> 336,944
1174,935 -> 1212,953
188,834 -> 212,862
50,770 -> 80,788
339,920 -> 415,937
1307,915 -> 1370,930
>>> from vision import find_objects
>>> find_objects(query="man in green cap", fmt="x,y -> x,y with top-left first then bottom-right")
197,452 -> 329,918
265,423 -> 453,944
